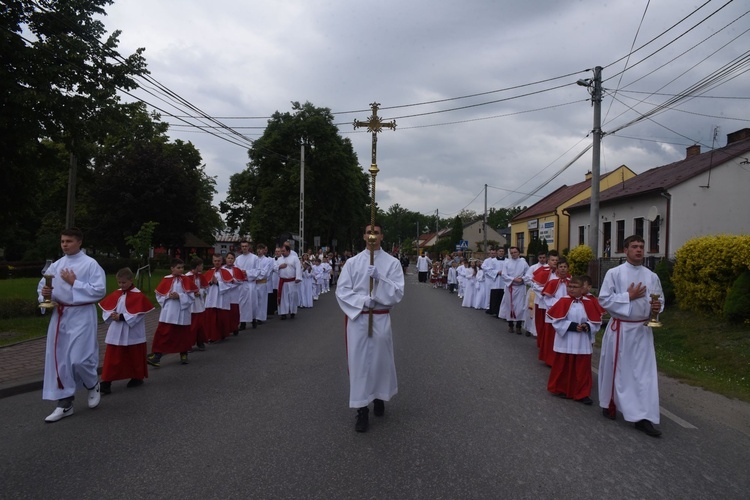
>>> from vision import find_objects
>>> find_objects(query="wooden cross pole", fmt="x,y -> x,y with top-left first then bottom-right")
353,102 -> 396,336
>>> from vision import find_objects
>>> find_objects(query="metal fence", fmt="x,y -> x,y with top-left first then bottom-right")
588,256 -> 665,289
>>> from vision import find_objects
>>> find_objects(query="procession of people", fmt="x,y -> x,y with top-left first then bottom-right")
39,227 -> 663,438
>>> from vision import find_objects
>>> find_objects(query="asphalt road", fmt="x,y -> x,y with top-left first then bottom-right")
1,273 -> 748,499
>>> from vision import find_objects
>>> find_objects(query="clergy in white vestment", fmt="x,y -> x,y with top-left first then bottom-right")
523,252 -> 548,337
254,244 -> 274,322
235,240 -> 259,329
275,244 -> 302,319
597,235 -> 664,438
482,248 -> 503,314
335,223 -> 404,433
498,247 -> 530,334
38,228 -> 106,423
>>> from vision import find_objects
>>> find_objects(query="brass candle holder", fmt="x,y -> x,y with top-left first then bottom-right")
645,293 -> 662,328
39,274 -> 58,310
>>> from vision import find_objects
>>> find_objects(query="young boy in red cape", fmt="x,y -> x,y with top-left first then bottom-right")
185,257 -> 210,351
147,258 -> 197,367
540,257 -> 570,367
546,275 -> 605,404
99,268 -> 154,394
203,254 -> 233,343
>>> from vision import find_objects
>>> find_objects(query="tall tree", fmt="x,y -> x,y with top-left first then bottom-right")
221,102 -> 369,251
85,105 -> 223,256
0,0 -> 147,258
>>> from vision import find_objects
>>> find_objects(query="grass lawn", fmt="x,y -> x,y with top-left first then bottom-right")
0,275 -> 159,347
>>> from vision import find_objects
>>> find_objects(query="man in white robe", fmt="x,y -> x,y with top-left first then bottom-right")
416,253 -> 431,283
482,248 -> 503,315
598,235 -> 664,437
254,244 -> 274,323
38,228 -> 106,422
275,243 -> 302,319
336,223 -> 404,433
498,246 -> 529,334
235,240 -> 259,329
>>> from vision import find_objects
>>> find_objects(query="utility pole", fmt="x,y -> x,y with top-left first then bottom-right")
579,66 -> 603,258
483,183 -> 488,253
299,143 -> 305,253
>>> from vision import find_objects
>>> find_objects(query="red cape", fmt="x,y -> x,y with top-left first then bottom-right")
204,267 -> 234,284
532,265 -> 552,286
186,271 -> 210,288
546,295 -> 606,322
99,286 -> 154,315
155,275 -> 200,296
542,276 -> 570,297
224,265 -> 246,282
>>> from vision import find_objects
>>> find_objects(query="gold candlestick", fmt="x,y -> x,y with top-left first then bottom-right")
39,274 -> 58,310
645,293 -> 662,328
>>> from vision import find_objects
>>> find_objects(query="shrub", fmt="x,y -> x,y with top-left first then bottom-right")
567,245 -> 594,276
673,235 -> 750,314
0,298 -> 43,319
724,270 -> 750,323
654,258 -> 676,306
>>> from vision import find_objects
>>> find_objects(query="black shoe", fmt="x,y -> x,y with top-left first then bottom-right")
280,314 -> 287,320
100,381 -> 112,395
525,330 -> 531,337
355,407 -> 369,433
602,407 -> 617,420
576,396 -> 593,405
373,399 -> 385,417
485,310 -> 493,315
252,320 -> 257,329
635,419 -> 662,437
126,378 -> 144,388
290,313 -> 295,319
256,320 -> 264,325
240,322 -> 247,331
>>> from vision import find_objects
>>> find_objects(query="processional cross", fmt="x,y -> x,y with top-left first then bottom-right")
353,102 -> 396,336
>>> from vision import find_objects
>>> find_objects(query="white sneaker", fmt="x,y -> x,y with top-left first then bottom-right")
45,405 -> 74,422
88,382 -> 101,409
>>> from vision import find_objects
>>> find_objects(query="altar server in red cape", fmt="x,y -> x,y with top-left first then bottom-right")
147,259 -> 197,367
98,268 -> 154,394
546,276 -> 605,404
540,257 -> 570,366
223,252 -> 246,336
186,257 -> 210,351
203,254 -> 234,342
530,251 -> 558,356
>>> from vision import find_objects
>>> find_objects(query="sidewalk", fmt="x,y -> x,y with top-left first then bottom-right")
0,313 -> 161,399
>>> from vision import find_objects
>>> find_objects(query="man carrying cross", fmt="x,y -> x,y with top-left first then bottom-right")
336,223 -> 404,433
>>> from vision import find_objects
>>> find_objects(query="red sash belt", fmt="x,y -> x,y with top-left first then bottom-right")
53,302 -> 97,390
277,277 -> 296,306
607,316 -> 648,417
369,309 -> 390,314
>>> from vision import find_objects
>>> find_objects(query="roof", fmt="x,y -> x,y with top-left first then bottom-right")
567,133 -> 750,211
183,233 -> 212,248
512,182 -> 590,221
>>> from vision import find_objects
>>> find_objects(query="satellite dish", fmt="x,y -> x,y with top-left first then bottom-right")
645,206 -> 659,222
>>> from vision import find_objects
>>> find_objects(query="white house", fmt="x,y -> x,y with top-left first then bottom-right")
566,128 -> 750,258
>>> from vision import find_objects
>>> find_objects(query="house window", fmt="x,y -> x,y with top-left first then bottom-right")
578,226 -> 585,246
602,221 -> 612,257
649,216 -> 660,253
516,232 -> 525,253
616,220 -> 625,253
529,229 -> 538,243
634,217 -> 644,238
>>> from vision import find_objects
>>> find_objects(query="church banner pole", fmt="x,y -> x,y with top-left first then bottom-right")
353,102 -> 396,336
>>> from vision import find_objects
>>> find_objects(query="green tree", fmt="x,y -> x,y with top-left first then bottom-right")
221,102 -> 369,250
487,206 -> 526,232
125,221 -> 159,264
0,0 -> 147,258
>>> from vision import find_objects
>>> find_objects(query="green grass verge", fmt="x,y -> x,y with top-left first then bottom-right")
0,315 -> 51,347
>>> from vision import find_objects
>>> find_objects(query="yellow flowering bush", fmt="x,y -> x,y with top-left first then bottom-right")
567,245 -> 594,276
673,235 -> 750,314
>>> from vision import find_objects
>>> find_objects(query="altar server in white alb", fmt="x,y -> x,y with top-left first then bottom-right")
498,246 -> 529,334
336,223 -> 404,433
38,228 -> 106,423
598,235 -> 664,437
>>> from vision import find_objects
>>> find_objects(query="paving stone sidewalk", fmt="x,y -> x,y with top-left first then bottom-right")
0,312 -> 161,399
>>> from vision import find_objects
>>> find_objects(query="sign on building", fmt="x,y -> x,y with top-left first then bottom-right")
539,221 -> 555,245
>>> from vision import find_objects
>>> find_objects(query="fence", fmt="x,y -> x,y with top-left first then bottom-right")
588,256 -> 665,289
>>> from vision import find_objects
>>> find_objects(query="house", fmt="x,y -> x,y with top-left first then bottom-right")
566,128 -> 750,258
213,231 -> 250,256
416,219 -> 506,254
510,165 -> 637,253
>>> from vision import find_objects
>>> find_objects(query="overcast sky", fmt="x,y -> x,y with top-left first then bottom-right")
100,0 -> 750,218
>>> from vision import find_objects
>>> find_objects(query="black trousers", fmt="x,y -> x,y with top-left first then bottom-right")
268,290 -> 278,315
489,288 -> 504,316
418,271 -> 428,283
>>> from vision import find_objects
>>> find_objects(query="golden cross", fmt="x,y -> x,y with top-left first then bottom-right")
353,102 -> 396,336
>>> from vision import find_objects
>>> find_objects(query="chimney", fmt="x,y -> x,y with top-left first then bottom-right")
585,170 -> 592,180
686,144 -> 701,158
727,128 -> 750,145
